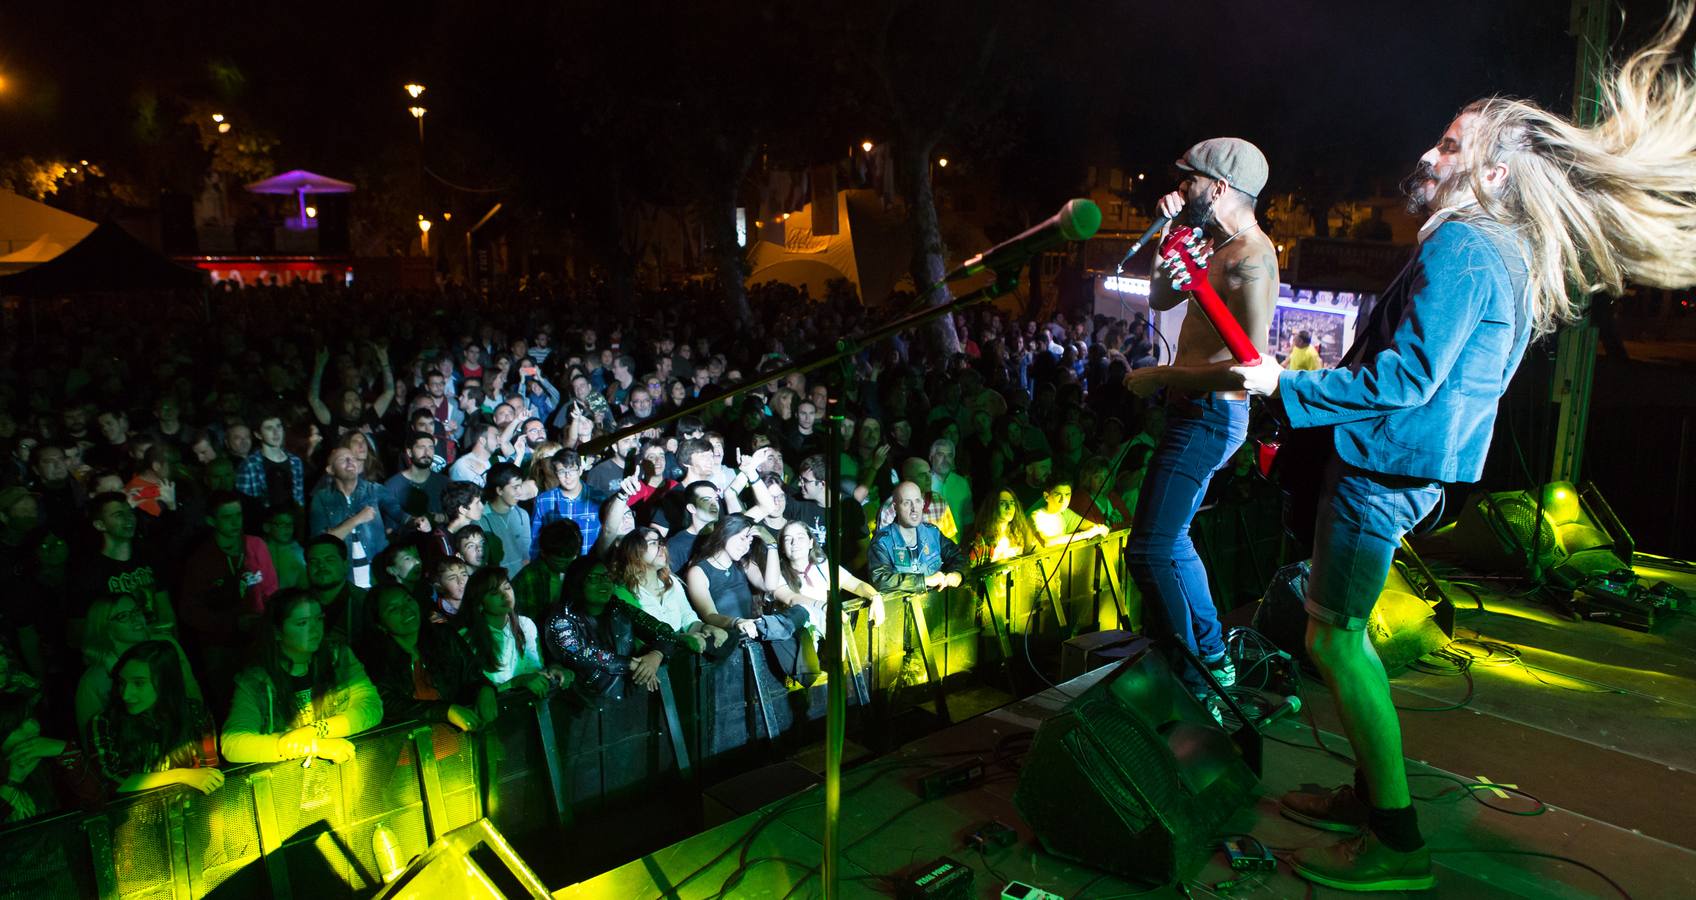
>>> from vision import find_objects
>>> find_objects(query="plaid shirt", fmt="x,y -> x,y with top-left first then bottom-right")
530,485 -> 606,558
236,451 -> 305,506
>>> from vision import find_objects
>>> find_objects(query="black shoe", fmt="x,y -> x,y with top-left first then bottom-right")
1280,783 -> 1369,834
1291,832 -> 1433,892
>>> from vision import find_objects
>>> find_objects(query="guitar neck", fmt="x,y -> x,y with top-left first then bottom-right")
1175,249 -> 1261,366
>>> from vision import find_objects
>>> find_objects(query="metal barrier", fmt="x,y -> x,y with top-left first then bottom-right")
0,529 -> 1145,899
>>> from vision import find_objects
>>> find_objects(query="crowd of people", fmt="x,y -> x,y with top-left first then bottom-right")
0,276 -> 1247,826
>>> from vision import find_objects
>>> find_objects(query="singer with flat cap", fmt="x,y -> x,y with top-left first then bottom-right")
1122,137 -> 1279,712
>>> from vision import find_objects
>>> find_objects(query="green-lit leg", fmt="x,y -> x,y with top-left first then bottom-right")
1305,618 -> 1409,809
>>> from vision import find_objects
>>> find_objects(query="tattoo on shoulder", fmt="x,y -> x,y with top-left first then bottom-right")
1226,254 -> 1278,288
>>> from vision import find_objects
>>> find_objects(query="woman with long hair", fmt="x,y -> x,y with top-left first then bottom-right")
543,560 -> 681,697
76,594 -> 202,741
456,567 -> 564,698
965,489 -> 1042,565
682,515 -> 761,639
221,590 -> 383,764
363,585 -> 498,732
607,528 -> 726,650
766,520 -> 883,632
88,641 -> 221,796
685,515 -> 811,690
764,521 -> 884,688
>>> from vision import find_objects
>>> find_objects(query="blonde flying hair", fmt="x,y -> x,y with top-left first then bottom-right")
1440,4 -> 1696,336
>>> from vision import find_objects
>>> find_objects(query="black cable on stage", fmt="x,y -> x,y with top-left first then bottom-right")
769,773 -> 1022,900
974,843 -> 1010,885
1429,848 -> 1634,900
689,731 -> 1045,900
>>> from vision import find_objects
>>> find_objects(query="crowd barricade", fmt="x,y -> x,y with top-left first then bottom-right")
0,529 -> 1140,898
864,528 -> 1136,720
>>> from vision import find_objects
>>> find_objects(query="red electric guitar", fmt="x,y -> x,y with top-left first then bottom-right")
1157,225 -> 1281,479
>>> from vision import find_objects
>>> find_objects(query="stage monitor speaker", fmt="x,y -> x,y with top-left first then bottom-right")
1412,480 -> 1633,590
1012,639 -> 1257,886
371,818 -> 550,900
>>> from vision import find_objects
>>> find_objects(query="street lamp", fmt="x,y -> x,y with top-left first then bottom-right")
937,157 -> 949,168
404,83 -> 426,99
861,140 -> 874,153
418,216 -> 433,255
217,122 -> 231,134
409,105 -> 427,142
305,205 -> 318,219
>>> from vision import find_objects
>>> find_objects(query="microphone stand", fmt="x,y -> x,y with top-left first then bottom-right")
577,266 -> 1026,900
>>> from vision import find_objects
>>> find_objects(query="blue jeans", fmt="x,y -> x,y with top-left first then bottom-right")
1128,394 -> 1249,693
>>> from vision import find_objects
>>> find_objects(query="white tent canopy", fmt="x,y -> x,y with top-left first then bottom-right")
0,191 -> 98,273
747,189 -> 910,306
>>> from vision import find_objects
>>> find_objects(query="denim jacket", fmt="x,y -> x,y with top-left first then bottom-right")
867,522 -> 967,595
1279,218 -> 1531,483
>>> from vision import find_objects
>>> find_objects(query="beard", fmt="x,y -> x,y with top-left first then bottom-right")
411,454 -> 435,471
1401,160 -> 1440,216
1181,190 -> 1217,229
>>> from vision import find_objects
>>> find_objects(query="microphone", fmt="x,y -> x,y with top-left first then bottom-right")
1113,214 -> 1171,274
1255,694 -> 1303,729
947,199 -> 1101,281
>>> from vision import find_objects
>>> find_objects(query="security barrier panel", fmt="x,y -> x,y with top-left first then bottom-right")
0,530 -> 1139,899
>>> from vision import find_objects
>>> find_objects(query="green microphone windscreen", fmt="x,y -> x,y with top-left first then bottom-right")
1060,199 -> 1102,242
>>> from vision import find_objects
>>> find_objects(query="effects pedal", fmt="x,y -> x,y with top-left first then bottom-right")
1223,837 -> 1275,873
965,821 -> 1018,852
918,757 -> 987,799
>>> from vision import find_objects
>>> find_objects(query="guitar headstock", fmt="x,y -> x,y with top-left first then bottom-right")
1156,225 -> 1215,291
1158,225 -> 1214,272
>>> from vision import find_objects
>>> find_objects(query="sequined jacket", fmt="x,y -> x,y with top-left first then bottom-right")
543,602 -> 680,699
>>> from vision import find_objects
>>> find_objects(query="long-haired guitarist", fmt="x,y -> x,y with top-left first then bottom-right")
1232,6 -> 1696,890
1122,138 -> 1278,710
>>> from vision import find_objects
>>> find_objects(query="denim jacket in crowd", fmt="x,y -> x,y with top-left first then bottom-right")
867,522 -> 967,595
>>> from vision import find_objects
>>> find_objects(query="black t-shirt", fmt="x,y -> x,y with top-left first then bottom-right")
71,549 -> 163,617
787,498 -> 828,542
666,529 -> 699,574
263,455 -> 296,509
386,470 -> 448,519
585,459 -> 626,497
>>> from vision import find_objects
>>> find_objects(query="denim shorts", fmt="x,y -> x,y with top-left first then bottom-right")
1306,459 -> 1444,631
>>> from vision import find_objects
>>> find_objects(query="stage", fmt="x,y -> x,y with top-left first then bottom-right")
554,562 -> 1696,899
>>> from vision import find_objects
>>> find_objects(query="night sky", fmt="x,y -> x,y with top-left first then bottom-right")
0,1 -> 1670,222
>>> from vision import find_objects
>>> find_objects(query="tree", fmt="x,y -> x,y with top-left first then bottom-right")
855,0 -> 1035,357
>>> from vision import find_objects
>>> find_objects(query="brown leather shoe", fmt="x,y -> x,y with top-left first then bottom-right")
1279,783 -> 1368,834
1291,832 -> 1434,892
